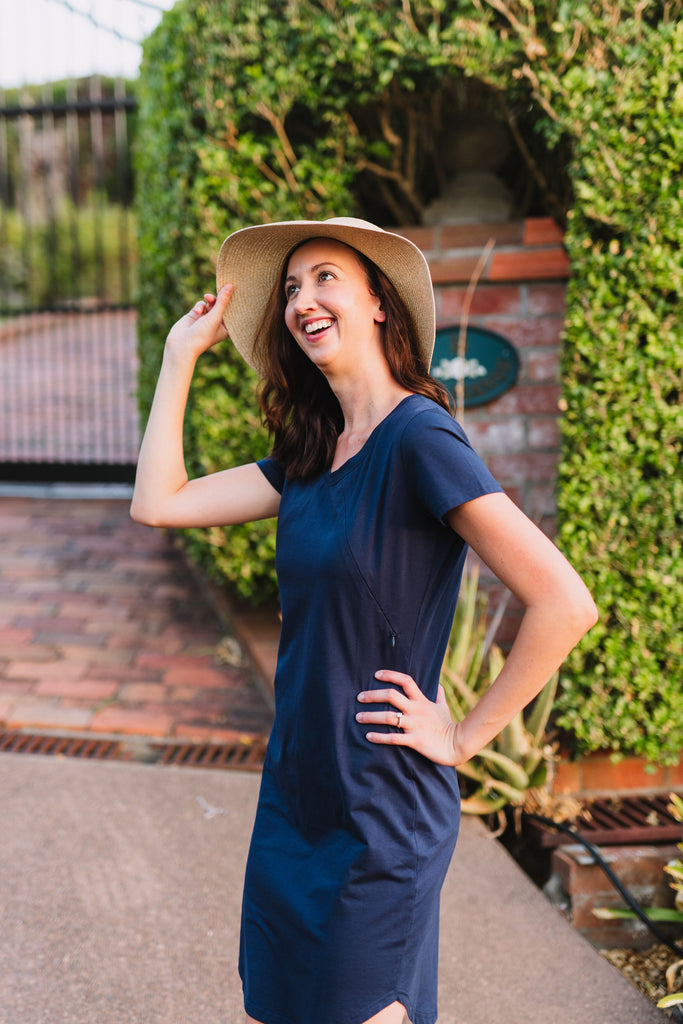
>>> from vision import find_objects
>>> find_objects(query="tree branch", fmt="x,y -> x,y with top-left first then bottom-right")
355,157 -> 423,220
495,92 -> 566,223
255,101 -> 298,168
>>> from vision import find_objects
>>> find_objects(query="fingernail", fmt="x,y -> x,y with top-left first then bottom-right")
357,692 -> 365,702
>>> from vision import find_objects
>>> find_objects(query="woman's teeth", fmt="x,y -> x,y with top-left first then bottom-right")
304,319 -> 334,336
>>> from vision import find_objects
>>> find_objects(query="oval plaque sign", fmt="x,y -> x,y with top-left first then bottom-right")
431,326 -> 520,408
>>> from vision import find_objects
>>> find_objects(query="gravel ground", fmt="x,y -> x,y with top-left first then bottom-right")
603,945 -> 683,1017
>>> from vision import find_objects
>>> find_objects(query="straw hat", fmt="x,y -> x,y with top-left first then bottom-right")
215,217 -> 436,374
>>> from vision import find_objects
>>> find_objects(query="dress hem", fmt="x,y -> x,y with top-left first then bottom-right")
244,991 -> 437,1024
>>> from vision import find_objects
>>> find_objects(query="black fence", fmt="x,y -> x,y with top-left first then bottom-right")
0,76 -> 139,482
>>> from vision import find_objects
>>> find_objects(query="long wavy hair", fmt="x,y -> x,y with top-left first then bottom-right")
254,241 -> 451,479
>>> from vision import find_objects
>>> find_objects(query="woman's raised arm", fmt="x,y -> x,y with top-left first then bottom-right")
130,286 -> 281,529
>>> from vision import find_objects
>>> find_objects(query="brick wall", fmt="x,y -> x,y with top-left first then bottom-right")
549,842 -> 680,949
399,217 -> 570,644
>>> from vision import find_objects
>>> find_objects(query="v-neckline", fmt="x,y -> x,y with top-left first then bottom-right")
327,394 -> 417,481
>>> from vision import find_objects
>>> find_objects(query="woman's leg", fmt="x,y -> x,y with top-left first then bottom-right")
246,1001 -> 408,1024
363,1001 -> 408,1024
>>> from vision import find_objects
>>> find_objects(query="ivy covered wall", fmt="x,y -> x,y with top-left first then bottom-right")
135,0 -> 682,763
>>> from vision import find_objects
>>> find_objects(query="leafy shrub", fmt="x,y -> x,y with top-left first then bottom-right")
545,10 -> 683,764
135,1 -> 683,763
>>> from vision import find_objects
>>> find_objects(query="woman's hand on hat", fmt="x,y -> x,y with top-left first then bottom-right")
356,670 -> 464,767
165,284 -> 233,362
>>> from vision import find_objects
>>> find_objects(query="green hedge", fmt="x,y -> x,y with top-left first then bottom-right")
136,1 -> 682,762
549,13 -> 683,764
135,0 -> 553,602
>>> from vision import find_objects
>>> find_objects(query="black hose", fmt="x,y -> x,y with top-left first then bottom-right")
525,812 -> 683,958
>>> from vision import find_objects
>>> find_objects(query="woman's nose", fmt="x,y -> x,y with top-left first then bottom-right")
292,279 -> 317,313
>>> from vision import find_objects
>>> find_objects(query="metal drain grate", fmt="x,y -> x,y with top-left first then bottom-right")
0,729 -> 267,771
153,738 -> 267,771
0,730 -> 123,760
528,792 -> 683,847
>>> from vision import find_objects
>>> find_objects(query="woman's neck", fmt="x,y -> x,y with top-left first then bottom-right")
331,374 -> 412,440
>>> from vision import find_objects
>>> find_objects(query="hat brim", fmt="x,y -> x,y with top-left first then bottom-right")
216,217 -> 435,375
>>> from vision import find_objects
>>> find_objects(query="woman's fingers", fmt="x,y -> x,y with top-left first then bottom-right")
357,687 -> 409,708
167,284 -> 233,355
356,678 -> 413,735
356,709 -> 406,728
374,668 -> 423,694
356,671 -> 458,766
190,284 -> 232,322
212,282 -> 234,316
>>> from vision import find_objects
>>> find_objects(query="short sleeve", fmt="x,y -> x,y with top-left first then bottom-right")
400,405 -> 503,523
257,456 -> 286,494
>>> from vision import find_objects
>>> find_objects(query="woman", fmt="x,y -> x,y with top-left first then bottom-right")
131,217 -> 597,1024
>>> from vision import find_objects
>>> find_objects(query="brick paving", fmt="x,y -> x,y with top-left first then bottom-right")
0,495 -> 274,742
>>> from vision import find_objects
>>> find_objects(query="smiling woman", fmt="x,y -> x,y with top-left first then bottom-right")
131,215 -> 597,1024
282,241 -> 387,379
215,218 -> 451,481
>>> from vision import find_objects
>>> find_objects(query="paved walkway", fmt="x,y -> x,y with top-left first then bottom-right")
0,490 -> 670,1024
0,755 -> 668,1024
0,490 -> 275,742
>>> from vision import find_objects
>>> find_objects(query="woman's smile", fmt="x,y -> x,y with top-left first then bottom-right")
284,238 -> 385,370
302,316 -> 335,337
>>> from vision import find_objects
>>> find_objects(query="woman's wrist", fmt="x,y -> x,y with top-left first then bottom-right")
449,718 -> 485,767
162,337 -> 200,372
449,725 -> 467,767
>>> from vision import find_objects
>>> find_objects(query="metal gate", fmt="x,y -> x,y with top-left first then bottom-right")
0,75 -> 139,482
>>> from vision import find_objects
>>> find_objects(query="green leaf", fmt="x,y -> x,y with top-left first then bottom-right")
593,906 -> 683,923
657,993 -> 683,1009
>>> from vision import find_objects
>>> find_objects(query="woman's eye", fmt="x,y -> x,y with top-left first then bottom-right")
285,283 -> 299,298
318,270 -> 334,282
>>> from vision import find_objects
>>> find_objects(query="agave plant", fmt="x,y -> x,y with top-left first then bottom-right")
440,561 -> 557,816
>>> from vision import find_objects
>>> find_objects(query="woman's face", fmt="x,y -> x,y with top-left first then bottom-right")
283,239 -> 386,374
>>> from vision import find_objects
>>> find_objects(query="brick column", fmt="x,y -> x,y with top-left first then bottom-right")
398,218 -> 570,644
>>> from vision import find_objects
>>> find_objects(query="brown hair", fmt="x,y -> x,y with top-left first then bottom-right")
254,242 -> 451,480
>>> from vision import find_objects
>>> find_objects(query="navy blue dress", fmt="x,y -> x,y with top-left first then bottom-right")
241,395 -> 502,1024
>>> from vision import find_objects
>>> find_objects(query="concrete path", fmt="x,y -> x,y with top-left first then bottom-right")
0,491 -> 670,1023
0,754 -> 667,1024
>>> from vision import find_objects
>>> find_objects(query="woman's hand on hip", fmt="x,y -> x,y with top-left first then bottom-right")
356,670 -> 465,767
165,284 -> 233,364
